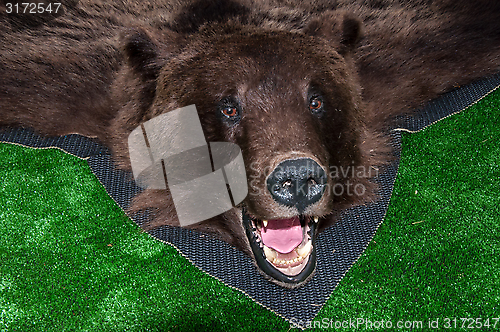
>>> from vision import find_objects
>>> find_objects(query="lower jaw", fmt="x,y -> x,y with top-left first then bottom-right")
242,210 -> 318,288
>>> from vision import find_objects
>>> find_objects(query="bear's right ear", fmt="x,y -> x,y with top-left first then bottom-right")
304,11 -> 363,55
122,28 -> 171,81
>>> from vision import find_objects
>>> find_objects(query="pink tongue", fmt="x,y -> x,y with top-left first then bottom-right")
260,216 -> 303,254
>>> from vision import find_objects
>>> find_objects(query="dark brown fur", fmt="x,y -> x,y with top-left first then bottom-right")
1,0 -> 499,285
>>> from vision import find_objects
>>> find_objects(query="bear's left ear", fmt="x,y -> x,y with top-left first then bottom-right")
304,11 -> 363,55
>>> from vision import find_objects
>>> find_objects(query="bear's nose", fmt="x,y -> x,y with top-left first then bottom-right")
266,158 -> 327,213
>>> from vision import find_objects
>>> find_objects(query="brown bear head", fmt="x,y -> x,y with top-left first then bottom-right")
111,1 -> 385,288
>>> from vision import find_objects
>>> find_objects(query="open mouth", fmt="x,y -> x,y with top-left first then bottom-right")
242,209 -> 318,287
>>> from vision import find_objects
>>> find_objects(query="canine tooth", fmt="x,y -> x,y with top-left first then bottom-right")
263,245 -> 277,260
297,240 -> 312,257
263,220 -> 268,227
313,216 -> 319,223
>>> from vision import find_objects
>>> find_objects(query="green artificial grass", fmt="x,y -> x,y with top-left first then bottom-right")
1,88 -> 499,331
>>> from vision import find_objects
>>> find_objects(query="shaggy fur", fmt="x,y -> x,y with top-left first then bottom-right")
1,0 -> 499,287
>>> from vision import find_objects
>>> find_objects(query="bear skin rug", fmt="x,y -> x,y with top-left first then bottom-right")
1,0 -> 500,289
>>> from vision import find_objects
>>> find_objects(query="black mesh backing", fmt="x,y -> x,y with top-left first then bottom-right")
1,72 -> 499,324
0,128 -> 108,158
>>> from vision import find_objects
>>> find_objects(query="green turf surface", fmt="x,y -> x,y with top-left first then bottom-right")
1,88 -> 499,331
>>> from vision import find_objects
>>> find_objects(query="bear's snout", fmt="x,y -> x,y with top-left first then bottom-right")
266,158 -> 327,213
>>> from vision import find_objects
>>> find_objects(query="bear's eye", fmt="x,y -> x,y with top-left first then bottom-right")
218,97 -> 241,125
222,106 -> 238,118
309,96 -> 324,114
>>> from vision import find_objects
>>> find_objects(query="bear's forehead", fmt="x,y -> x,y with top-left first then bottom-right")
181,38 -> 345,85
224,34 -> 325,60
190,29 -> 340,67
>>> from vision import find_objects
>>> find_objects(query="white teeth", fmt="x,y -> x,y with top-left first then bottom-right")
297,240 -> 312,257
263,245 -> 277,260
273,255 -> 305,266
263,220 -> 268,227
313,216 -> 319,223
